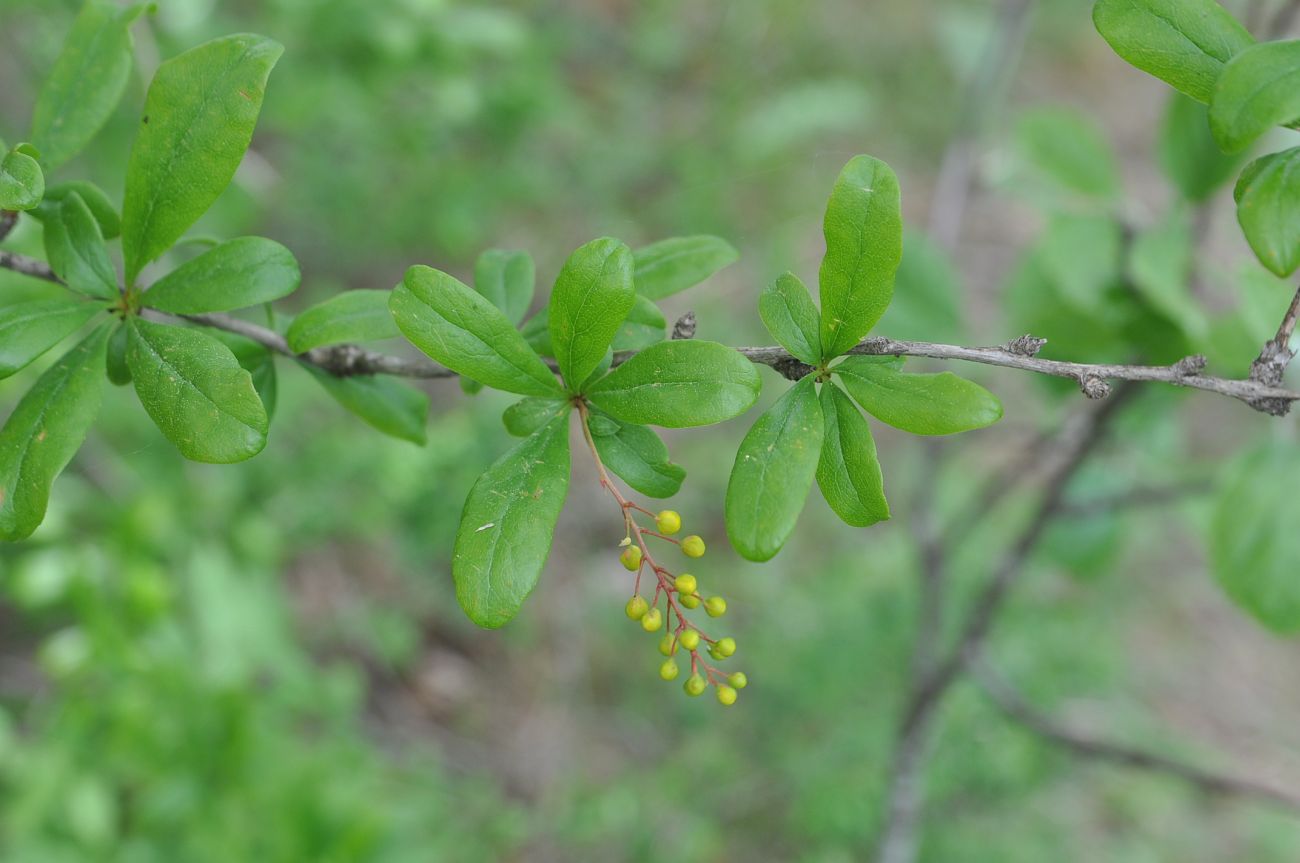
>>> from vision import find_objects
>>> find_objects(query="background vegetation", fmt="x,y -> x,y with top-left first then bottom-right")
2,0 -> 1300,859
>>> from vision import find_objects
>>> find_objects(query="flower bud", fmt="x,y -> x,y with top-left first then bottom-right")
704,596 -> 726,618
681,535 -> 706,558
716,685 -> 737,706
673,573 -> 697,595
658,634 -> 677,656
620,546 -> 642,571
659,659 -> 680,681
656,510 -> 682,535
679,593 -> 701,610
714,637 -> 736,658
684,673 -> 707,697
679,629 -> 701,651
640,607 -> 663,632
624,595 -> 649,620
727,672 -> 748,690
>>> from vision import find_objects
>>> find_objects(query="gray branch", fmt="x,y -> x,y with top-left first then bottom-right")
971,656 -> 1300,813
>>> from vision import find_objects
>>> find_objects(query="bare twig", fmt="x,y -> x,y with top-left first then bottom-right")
2,250 -> 1297,411
970,657 -> 1300,813
1246,282 -> 1300,415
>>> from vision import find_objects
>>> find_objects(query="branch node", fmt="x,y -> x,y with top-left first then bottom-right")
1005,334 -> 1047,357
773,357 -> 816,382
1172,354 -> 1207,377
1078,374 -> 1111,400
671,311 -> 697,340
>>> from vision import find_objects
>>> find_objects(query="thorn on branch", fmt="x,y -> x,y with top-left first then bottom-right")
773,357 -> 815,382
1005,334 -> 1046,357
1078,374 -> 1111,400
672,311 -> 697,340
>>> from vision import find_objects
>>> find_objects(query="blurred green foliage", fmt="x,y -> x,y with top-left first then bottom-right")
3,0 -> 1300,860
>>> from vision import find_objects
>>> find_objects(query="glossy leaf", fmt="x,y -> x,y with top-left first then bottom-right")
1092,0 -> 1253,104
836,356 -> 1002,436
29,2 -> 144,169
0,298 -> 103,379
286,290 -> 399,353
1233,147 -> 1300,277
548,237 -> 635,391
633,235 -> 738,300
1158,92 -> 1246,202
0,326 -> 109,542
1210,40 -> 1300,154
611,293 -> 667,352
122,34 -> 284,282
143,238 -> 300,314
126,319 -> 269,463
43,181 -> 121,239
590,410 -> 685,499
0,144 -> 44,211
42,191 -> 117,300
818,155 -> 903,359
725,377 -> 824,562
209,329 -> 278,417
453,412 -> 571,628
816,383 -> 889,527
759,272 -> 821,365
1015,107 -> 1120,199
106,320 -> 131,385
303,365 -> 428,445
1210,441 -> 1300,633
473,249 -> 534,324
390,265 -> 562,398
503,397 -> 566,437
587,340 -> 761,428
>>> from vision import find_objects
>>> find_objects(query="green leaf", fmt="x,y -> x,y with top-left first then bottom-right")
816,383 -> 889,527
1158,92 -> 1247,202
42,191 -> 117,300
453,411 -> 571,628
586,413 -> 622,436
0,325 -> 109,542
878,230 -> 964,344
208,329 -> 277,417
759,272 -> 821,365
142,237 -> 300,314
43,182 -> 121,239
587,340 -> 761,428
1014,106 -> 1120,199
611,293 -> 667,352
836,356 -> 1002,436
725,377 -> 824,562
0,298 -> 103,379
1233,147 -> 1300,277
1037,213 -> 1123,316
390,265 -> 562,397
0,145 -> 45,211
121,34 -> 284,283
1092,0 -> 1253,104
106,320 -> 131,386
503,397 -> 566,437
633,235 -> 738,300
285,290 -> 399,353
126,319 -> 268,463
473,249 -> 534,325
1210,441 -> 1300,633
29,2 -> 144,170
520,309 -> 553,357
303,366 -> 428,445
1210,40 -> 1300,154
818,155 -> 903,359
1128,210 -> 1208,339
589,410 -> 685,499
548,237 -> 635,391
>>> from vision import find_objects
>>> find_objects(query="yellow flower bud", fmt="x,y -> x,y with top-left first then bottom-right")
656,510 -> 682,535
673,573 -> 697,595
715,637 -> 736,658
640,607 -> 663,632
728,672 -> 748,690
659,659 -> 680,681
716,685 -> 737,706
625,595 -> 649,620
681,535 -> 706,558
679,593 -> 701,610
679,629 -> 701,651
684,673 -> 707,697
620,546 -> 643,571
704,596 -> 726,618
658,634 -> 677,656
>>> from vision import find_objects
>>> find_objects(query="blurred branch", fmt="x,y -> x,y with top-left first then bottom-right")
970,657 -> 1300,813
1247,282 -> 1300,415
2,250 -> 1298,413
1269,0 -> 1300,36
1057,479 -> 1214,519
